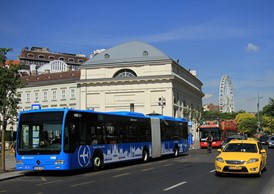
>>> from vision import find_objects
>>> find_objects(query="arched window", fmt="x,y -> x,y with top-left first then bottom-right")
48,55 -> 55,60
27,53 -> 34,58
68,58 -> 74,62
113,69 -> 137,78
38,54 -> 45,59
143,50 -> 148,56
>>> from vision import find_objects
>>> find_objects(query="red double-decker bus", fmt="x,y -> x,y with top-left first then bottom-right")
220,120 -> 238,142
198,120 -> 222,148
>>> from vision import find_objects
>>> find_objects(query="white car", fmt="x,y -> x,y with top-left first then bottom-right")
268,136 -> 274,148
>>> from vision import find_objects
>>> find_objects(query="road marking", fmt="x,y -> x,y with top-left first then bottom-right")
163,163 -> 173,167
141,167 -> 154,171
163,181 -> 187,191
210,169 -> 215,173
36,180 -> 63,186
70,180 -> 96,187
113,173 -> 130,178
0,190 -> 8,193
114,166 -> 131,171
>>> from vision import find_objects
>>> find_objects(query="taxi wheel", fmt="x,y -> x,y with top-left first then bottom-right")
256,165 -> 262,177
215,171 -> 222,176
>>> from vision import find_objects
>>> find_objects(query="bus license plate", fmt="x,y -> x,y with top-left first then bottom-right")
34,166 -> 44,170
229,166 -> 242,170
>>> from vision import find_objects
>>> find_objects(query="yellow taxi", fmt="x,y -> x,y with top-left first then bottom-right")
215,138 -> 267,176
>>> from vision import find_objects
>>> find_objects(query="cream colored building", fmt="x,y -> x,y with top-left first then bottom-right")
4,41 -> 203,147
18,71 -> 80,111
78,41 -> 204,119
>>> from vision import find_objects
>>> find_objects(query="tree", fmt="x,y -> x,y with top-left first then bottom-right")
262,97 -> 274,117
0,48 -> 24,172
237,117 -> 257,137
235,112 -> 257,136
261,97 -> 274,133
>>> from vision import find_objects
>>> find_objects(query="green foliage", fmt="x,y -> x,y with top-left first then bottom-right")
0,48 -> 24,171
262,97 -> 274,117
235,112 -> 255,124
237,117 -> 257,136
201,110 -> 237,121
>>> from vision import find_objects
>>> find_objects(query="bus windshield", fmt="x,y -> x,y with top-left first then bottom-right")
200,127 -> 221,140
17,111 -> 64,155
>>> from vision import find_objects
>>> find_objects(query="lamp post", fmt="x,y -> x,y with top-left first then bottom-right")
158,96 -> 166,115
257,95 -> 263,132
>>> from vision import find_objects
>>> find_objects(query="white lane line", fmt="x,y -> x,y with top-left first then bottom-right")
36,180 -> 63,186
141,167 -> 154,172
163,181 -> 187,191
112,173 -> 130,178
163,163 -> 173,167
70,180 -> 96,187
210,169 -> 215,173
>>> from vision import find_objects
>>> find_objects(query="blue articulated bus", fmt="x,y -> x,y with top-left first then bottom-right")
15,108 -> 189,171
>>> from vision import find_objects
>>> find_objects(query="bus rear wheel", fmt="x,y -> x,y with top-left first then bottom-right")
92,154 -> 103,171
142,149 -> 149,163
174,146 -> 179,157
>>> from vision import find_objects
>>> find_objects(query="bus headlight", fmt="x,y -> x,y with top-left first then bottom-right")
16,160 -> 23,164
55,160 -> 65,164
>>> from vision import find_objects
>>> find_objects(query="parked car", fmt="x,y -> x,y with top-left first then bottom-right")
268,136 -> 274,148
259,135 -> 269,145
215,138 -> 267,176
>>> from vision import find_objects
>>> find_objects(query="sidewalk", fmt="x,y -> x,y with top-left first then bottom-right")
0,149 -> 25,181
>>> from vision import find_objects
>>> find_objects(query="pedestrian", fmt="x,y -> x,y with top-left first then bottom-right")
206,132 -> 213,153
11,140 -> 16,157
188,132 -> 194,149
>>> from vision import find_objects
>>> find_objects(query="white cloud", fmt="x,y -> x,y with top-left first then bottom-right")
203,93 -> 214,100
246,43 -> 259,53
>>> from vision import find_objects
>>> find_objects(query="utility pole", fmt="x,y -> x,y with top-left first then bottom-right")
257,94 -> 263,132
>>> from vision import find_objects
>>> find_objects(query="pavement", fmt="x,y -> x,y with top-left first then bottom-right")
0,149 -> 25,181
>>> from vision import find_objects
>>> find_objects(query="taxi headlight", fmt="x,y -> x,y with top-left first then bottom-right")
247,158 -> 259,163
216,157 -> 224,163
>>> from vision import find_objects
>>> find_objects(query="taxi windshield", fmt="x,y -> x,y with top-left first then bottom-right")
223,143 -> 257,153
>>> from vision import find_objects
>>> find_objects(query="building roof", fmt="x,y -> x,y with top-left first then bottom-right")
83,41 -> 170,66
5,60 -> 20,66
20,70 -> 80,84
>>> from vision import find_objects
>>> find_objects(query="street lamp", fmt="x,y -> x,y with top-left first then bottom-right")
257,94 -> 263,132
158,96 -> 166,115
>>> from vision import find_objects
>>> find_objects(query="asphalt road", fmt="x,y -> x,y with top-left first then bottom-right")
1,146 -> 274,194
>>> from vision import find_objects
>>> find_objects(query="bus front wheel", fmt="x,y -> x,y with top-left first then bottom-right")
92,154 -> 103,171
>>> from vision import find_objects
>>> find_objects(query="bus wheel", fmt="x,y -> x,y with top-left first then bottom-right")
142,149 -> 149,163
174,147 -> 179,157
92,154 -> 103,171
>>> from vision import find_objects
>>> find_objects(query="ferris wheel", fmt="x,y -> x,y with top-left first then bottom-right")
219,75 -> 234,113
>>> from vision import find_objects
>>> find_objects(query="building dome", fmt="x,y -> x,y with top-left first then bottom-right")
83,41 -> 170,65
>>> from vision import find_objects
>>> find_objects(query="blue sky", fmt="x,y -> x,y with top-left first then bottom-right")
1,0 -> 273,113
